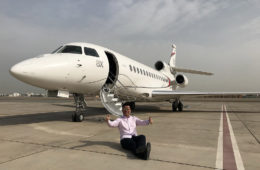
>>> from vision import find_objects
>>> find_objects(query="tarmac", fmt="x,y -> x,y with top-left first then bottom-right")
0,97 -> 259,170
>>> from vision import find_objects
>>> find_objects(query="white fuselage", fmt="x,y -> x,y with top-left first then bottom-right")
10,42 -> 175,101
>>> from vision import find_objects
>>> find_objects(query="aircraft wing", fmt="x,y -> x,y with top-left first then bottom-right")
152,91 -> 260,99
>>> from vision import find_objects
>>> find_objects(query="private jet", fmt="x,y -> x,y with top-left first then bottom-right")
10,42 -> 259,122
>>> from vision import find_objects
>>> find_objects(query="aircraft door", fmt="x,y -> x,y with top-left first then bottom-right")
104,51 -> 119,89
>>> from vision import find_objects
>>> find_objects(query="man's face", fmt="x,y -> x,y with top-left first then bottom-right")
123,105 -> 131,117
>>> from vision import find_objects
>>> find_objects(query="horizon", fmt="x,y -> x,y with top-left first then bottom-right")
1,0 -> 260,93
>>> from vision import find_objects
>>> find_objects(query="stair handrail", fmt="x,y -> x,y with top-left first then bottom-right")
104,72 -> 137,101
109,72 -> 128,89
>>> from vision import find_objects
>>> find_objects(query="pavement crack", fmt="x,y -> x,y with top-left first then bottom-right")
227,106 -> 260,144
150,158 -> 220,169
0,138 -> 217,169
235,113 -> 260,144
0,149 -> 49,165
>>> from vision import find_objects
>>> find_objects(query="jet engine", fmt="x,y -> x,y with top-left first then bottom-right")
175,74 -> 188,88
155,61 -> 171,74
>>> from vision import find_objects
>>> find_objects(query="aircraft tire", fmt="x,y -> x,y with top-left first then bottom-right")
172,102 -> 177,112
178,102 -> 183,112
75,111 -> 84,122
130,102 -> 135,110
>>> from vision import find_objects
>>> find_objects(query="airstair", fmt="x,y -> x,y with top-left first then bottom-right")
100,86 -> 123,116
100,74 -> 133,117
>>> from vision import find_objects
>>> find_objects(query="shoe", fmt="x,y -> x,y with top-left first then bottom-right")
136,146 -> 146,154
144,142 -> 151,160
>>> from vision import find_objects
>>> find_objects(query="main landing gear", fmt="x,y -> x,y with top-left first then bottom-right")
172,99 -> 183,112
72,93 -> 87,122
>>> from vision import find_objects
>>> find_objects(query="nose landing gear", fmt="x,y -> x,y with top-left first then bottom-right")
72,93 -> 87,122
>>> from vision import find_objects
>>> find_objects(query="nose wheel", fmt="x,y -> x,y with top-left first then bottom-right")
72,110 -> 84,122
72,93 -> 87,122
172,99 -> 183,112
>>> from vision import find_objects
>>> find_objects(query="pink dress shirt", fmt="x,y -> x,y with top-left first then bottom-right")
107,115 -> 149,140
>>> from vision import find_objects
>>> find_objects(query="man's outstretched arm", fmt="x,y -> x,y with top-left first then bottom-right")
106,114 -> 120,127
135,116 -> 153,126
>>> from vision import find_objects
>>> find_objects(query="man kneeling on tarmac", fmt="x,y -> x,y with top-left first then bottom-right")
106,102 -> 153,160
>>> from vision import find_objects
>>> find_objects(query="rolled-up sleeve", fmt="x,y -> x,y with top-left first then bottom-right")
107,118 -> 121,127
135,117 -> 149,126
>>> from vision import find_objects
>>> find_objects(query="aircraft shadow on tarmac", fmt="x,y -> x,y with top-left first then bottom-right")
52,104 -> 75,108
1,106 -> 259,126
0,111 -> 73,126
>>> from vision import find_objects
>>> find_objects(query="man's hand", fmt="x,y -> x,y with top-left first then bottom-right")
106,114 -> 111,122
149,117 -> 153,124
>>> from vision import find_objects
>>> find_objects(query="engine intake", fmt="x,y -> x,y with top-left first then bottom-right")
176,74 -> 188,88
155,61 -> 164,71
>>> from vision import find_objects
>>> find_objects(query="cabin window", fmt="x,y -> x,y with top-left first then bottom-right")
84,47 -> 99,57
58,45 -> 82,54
133,66 -> 136,73
140,69 -> 142,75
146,71 -> 149,76
143,69 -> 146,76
136,68 -> 139,74
129,65 -> 132,71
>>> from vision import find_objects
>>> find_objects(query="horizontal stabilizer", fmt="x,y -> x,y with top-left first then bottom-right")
171,67 -> 213,76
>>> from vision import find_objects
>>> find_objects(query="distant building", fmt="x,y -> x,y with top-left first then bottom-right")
9,92 -> 21,97
25,92 -> 34,97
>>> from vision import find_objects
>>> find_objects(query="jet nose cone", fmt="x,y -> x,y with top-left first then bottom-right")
9,63 -> 24,78
9,58 -> 36,82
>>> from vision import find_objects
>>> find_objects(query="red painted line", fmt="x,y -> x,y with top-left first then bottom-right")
223,106 -> 237,170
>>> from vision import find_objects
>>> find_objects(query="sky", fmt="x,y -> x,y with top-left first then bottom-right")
0,0 -> 260,93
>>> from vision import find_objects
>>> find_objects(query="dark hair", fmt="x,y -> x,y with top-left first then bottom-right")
122,102 -> 131,107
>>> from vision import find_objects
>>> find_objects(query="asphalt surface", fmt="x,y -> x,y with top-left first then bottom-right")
0,97 -> 259,170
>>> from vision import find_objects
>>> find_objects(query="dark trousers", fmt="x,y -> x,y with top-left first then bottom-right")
120,135 -> 146,158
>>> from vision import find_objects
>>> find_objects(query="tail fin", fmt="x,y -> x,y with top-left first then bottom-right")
169,44 -> 176,67
168,44 -> 213,76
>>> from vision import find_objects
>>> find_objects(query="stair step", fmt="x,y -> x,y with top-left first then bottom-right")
115,102 -> 122,106
107,94 -> 114,98
111,98 -> 118,102
100,87 -> 123,117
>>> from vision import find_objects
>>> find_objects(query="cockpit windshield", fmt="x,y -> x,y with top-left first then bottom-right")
51,46 -> 63,54
57,45 -> 82,54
